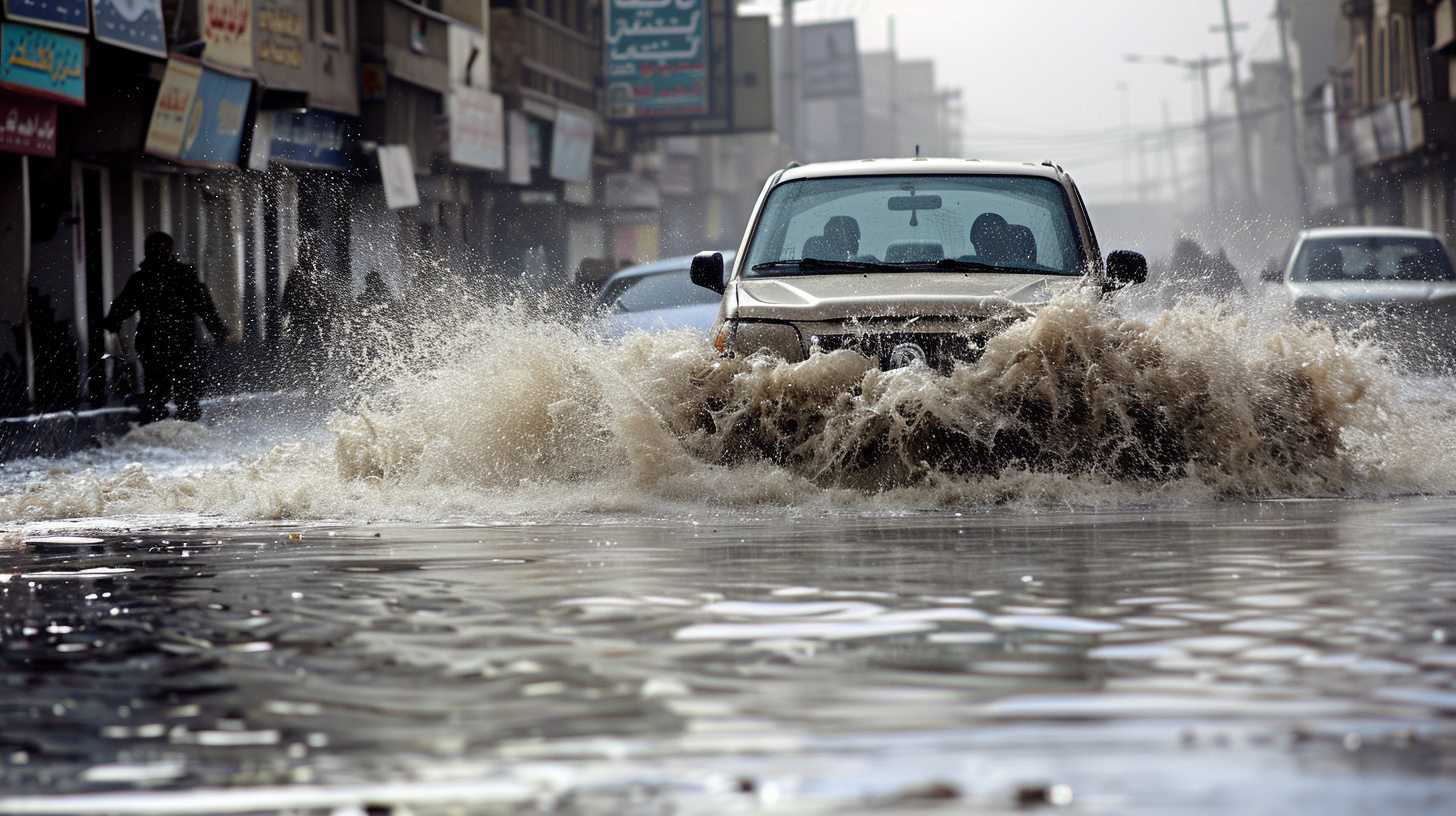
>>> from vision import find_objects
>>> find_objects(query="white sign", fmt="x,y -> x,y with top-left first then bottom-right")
798,20 -> 861,99
550,108 -> 594,183
447,23 -> 488,89
378,144 -> 419,209
448,87 -> 504,170
507,111 -> 530,186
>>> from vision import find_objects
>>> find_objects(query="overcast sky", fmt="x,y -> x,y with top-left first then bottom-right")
743,0 -> 1285,198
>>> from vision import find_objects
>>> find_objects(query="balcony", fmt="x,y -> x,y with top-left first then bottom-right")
514,10 -> 600,112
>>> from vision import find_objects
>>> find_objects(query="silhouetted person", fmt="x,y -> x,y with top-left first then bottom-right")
283,242 -> 333,387
970,213 -> 1012,265
823,215 -> 861,260
102,232 -> 228,423
357,267 -> 394,314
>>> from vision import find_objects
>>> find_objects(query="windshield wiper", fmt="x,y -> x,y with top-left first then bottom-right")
751,258 -> 893,274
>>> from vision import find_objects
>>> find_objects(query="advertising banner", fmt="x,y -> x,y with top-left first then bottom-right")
144,57 -> 200,158
91,0 -> 165,58
0,91 -> 56,155
378,144 -> 419,210
507,110 -> 529,186
269,108 -> 352,170
549,107 -> 593,183
447,86 -> 503,170
3,0 -> 89,34
201,0 -> 253,74
177,67 -> 251,166
254,0 -> 307,85
604,0 -> 709,120
799,20 -> 860,99
0,22 -> 84,105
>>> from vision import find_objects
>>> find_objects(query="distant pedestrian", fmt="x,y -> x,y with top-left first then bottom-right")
102,232 -> 229,423
283,241 -> 334,387
357,267 -> 394,316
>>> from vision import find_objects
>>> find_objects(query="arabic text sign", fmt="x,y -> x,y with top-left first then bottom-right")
604,0 -> 709,120
270,108 -> 352,170
0,91 -> 56,155
448,87 -> 504,170
91,0 -> 166,58
201,0 -> 254,73
549,107 -> 593,182
3,0 -> 90,34
0,23 -> 85,105
178,67 -> 251,166
144,58 -> 200,158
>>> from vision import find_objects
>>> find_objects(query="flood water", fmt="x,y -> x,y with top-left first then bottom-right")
4,295 -> 1456,812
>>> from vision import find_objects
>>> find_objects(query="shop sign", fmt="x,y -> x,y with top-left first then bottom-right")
507,110 -> 529,185
378,144 -> 419,210
91,0 -> 166,58
144,57 -> 200,158
0,91 -> 56,155
177,67 -> 251,165
255,0 -> 306,76
270,108 -> 352,170
549,107 -> 593,183
447,86 -> 503,170
201,0 -> 253,73
0,22 -> 85,105
604,0 -> 709,120
3,0 -> 89,34
798,20 -> 860,99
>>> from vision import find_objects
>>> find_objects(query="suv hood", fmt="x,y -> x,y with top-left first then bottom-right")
1287,280 -> 1456,303
730,272 -> 1080,322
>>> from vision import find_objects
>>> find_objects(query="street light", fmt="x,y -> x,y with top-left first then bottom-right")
1125,53 -> 1226,213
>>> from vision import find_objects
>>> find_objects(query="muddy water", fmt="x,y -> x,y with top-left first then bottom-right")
2,504 -> 1456,813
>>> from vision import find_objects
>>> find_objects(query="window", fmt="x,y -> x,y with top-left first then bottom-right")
601,270 -> 723,313
320,0 -> 343,45
745,175 -> 1085,277
1292,235 -> 1455,282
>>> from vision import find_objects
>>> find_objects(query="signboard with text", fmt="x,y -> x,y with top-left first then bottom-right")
0,22 -> 85,105
145,58 -> 200,158
91,0 -> 166,58
447,86 -> 504,170
378,145 -> 419,210
177,67 -> 251,165
3,0 -> 89,34
0,91 -> 56,155
270,108 -> 352,170
549,107 -> 593,182
254,0 -> 307,87
201,0 -> 254,73
605,0 -> 709,120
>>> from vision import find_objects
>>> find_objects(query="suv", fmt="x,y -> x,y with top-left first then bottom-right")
688,159 -> 1146,372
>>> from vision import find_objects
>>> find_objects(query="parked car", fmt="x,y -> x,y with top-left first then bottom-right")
686,158 -> 1146,372
1262,227 -> 1456,363
595,253 -> 735,338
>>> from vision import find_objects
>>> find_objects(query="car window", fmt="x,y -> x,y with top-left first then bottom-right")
744,174 -> 1084,276
602,271 -> 721,313
1292,236 -> 1455,282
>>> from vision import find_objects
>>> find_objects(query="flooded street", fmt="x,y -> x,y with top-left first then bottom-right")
3,504 -> 1456,812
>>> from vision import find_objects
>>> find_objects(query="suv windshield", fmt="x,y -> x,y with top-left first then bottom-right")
745,174 -> 1085,277
1292,235 -> 1456,282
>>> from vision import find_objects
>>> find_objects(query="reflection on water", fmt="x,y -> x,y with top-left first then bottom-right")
3,501 -> 1456,812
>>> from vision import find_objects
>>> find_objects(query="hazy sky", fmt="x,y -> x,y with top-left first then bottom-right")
743,0 -> 1285,198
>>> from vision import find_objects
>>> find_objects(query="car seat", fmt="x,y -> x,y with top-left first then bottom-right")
1009,225 -> 1037,265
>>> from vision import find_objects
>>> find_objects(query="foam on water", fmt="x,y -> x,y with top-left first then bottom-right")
4,287 -> 1456,527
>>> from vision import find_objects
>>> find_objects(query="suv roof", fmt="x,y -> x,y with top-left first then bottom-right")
1300,226 -> 1443,241
778,158 -> 1068,183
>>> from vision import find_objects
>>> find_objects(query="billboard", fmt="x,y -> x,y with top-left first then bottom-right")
605,0 -> 709,120
447,86 -> 504,171
549,107 -> 593,183
145,58 -> 201,158
0,91 -> 57,156
3,0 -> 89,34
798,20 -> 860,99
91,0 -> 166,58
0,22 -> 85,105
201,0 -> 254,73
177,67 -> 251,166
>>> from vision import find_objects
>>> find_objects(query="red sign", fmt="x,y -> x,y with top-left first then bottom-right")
0,91 -> 56,156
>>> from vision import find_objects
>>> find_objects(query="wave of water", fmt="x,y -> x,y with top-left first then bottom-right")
4,287 -> 1456,527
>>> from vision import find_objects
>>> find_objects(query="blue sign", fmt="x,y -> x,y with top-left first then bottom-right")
177,67 -> 251,166
3,0 -> 89,34
0,22 -> 85,105
604,0 -> 710,121
91,0 -> 165,58
269,109 -> 353,171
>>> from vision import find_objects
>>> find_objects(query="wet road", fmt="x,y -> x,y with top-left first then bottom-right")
3,502 -> 1456,813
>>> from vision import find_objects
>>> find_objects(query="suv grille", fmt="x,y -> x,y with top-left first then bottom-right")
811,332 -> 987,373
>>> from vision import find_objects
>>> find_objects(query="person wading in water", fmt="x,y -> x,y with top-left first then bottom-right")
102,232 -> 229,423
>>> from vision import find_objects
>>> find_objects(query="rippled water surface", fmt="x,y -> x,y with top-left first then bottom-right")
3,502 -> 1456,813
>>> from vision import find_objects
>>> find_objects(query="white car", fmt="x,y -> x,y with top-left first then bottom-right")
1263,226 -> 1456,361
595,252 -> 735,338
687,158 -> 1146,371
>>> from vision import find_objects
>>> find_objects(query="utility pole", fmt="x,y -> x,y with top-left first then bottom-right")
888,15 -> 899,156
781,0 -> 800,159
1117,81 -> 1131,198
1275,0 -> 1312,223
1126,53 -> 1224,214
1214,0 -> 1257,207
1163,99 -> 1184,214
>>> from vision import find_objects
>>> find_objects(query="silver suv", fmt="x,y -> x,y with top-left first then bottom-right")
689,158 -> 1145,371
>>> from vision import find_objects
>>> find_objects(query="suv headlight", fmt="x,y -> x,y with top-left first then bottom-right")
733,321 -> 805,362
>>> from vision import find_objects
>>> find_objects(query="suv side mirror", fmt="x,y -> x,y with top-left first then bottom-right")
1105,250 -> 1148,290
690,251 -> 726,294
